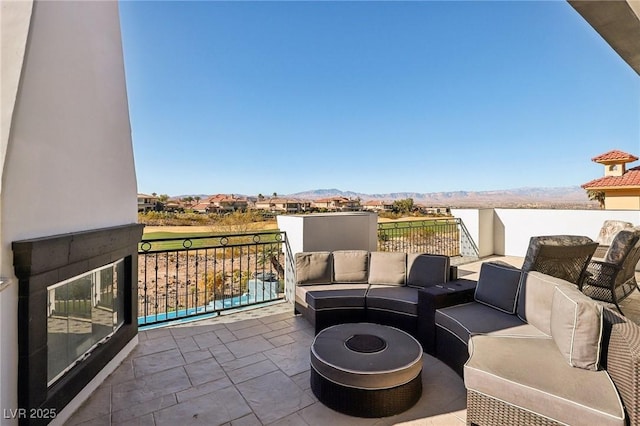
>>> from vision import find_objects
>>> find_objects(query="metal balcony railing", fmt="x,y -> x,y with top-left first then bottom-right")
137,218 -> 479,326
138,231 -> 287,326
377,218 -> 479,258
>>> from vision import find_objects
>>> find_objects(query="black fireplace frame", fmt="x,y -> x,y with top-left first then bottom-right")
12,223 -> 143,426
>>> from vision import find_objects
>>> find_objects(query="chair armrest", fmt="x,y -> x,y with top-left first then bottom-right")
583,260 -> 622,289
417,279 -> 477,354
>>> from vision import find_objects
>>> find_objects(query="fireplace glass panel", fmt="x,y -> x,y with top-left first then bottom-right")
47,259 -> 125,385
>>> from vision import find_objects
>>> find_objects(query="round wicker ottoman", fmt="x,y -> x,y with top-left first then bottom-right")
310,323 -> 423,418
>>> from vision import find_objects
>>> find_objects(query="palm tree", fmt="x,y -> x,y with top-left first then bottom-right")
586,190 -> 605,209
257,245 -> 284,278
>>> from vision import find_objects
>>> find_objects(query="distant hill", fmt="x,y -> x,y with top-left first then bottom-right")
287,187 -> 599,209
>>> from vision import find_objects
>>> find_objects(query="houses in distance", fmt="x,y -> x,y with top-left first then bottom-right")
137,193 -> 451,215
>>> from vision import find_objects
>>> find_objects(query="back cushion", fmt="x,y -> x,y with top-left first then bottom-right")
406,253 -> 450,288
551,284 -> 603,371
516,271 -> 569,335
604,229 -> 639,264
474,262 -> 522,314
295,252 -> 332,285
333,250 -> 369,283
368,252 -> 406,285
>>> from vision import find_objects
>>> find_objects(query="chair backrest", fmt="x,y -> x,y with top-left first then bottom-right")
597,220 -> 635,246
604,228 -> 640,287
522,235 -> 598,285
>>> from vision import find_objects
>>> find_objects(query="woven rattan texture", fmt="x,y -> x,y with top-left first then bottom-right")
532,243 -> 597,285
604,309 -> 640,426
310,368 -> 422,418
466,390 -> 562,426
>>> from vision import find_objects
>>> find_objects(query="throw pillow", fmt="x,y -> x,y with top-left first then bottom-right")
368,252 -> 406,285
332,250 -> 369,283
474,262 -> 522,314
550,284 -> 603,371
406,253 -> 449,288
295,252 -> 332,285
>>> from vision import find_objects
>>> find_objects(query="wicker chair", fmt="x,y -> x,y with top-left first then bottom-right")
581,228 -> 640,315
521,235 -> 599,286
594,220 -> 635,259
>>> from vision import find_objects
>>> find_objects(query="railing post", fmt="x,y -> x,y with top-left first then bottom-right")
283,233 -> 296,305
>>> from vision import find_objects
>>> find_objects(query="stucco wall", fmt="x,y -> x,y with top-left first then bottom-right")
0,1 -> 137,421
451,209 -> 495,257
277,212 -> 378,255
454,208 -> 640,258
604,193 -> 640,210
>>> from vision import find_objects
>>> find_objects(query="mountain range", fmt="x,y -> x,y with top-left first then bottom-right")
286,186 -> 598,208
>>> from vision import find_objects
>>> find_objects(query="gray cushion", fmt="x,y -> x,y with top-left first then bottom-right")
465,335 -> 624,426
436,302 -> 528,345
304,284 -> 369,310
550,284 -> 603,371
604,229 -> 640,264
474,262 -> 522,314
295,252 -> 332,285
366,285 -> 419,316
406,253 -> 449,288
597,220 -> 634,246
368,252 -> 406,285
332,250 -> 369,283
517,271 -> 569,335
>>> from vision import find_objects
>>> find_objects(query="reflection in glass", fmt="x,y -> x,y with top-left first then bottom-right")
47,259 -> 125,385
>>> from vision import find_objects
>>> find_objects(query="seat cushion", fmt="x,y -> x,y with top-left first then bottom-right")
303,284 -> 370,310
436,302 -> 532,345
332,250 -> 369,283
406,253 -> 449,288
366,285 -> 419,316
368,252 -> 406,285
474,262 -> 522,314
295,252 -> 332,285
465,335 -> 625,426
551,284 -> 603,371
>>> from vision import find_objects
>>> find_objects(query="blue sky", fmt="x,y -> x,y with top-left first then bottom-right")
119,1 -> 639,197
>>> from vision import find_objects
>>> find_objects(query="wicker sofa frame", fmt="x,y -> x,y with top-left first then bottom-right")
466,308 -> 639,426
421,263 -> 640,426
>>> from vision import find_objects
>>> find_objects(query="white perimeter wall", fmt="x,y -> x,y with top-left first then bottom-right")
0,1 -> 137,420
453,208 -> 640,257
278,212 -> 378,255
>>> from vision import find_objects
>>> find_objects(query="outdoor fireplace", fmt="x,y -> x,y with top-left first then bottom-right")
12,224 -> 143,425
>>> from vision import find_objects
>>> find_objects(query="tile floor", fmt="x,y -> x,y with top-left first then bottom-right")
66,256 -> 640,426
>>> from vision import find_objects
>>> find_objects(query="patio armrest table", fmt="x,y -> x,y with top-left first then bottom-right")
418,279 -> 477,355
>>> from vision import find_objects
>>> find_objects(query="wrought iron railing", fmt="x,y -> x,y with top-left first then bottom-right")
138,218 -> 479,326
377,218 -> 479,258
138,231 -> 286,326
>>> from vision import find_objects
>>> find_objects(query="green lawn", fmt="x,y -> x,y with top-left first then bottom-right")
140,230 -> 283,252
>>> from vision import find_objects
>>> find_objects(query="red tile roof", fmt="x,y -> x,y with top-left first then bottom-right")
582,166 -> 640,188
591,150 -> 638,163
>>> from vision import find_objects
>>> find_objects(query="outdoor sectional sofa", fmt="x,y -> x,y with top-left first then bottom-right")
294,250 -> 456,336
294,251 -> 640,425
427,261 -> 640,426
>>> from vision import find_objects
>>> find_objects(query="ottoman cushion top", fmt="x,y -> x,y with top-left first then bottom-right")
310,323 -> 422,390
